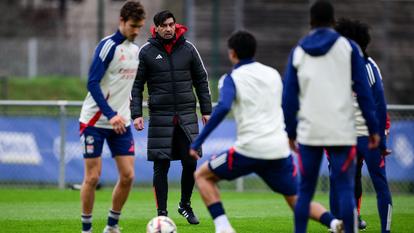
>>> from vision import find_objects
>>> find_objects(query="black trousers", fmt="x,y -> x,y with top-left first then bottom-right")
153,126 -> 197,213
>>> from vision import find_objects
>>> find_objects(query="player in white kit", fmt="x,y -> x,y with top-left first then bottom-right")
78,2 -> 145,233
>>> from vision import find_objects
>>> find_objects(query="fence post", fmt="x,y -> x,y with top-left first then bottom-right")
236,177 -> 244,192
97,0 -> 105,42
28,38 -> 38,79
234,0 -> 244,30
58,101 -> 67,189
80,38 -> 89,80
211,0 -> 220,79
184,0 -> 195,42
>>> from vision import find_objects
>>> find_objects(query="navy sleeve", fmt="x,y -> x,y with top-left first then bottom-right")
282,49 -> 300,140
191,74 -> 236,150
370,62 -> 387,149
87,40 -> 117,120
350,41 -> 379,135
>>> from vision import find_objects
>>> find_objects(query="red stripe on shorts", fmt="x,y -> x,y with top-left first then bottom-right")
291,156 -> 297,177
227,147 -> 235,170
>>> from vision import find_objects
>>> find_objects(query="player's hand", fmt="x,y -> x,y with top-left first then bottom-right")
201,115 -> 210,125
133,117 -> 145,131
382,149 -> 392,157
110,115 -> 127,134
368,133 -> 380,149
189,148 -> 200,160
289,138 -> 298,154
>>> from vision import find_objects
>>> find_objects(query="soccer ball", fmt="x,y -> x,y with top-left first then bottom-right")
146,216 -> 177,233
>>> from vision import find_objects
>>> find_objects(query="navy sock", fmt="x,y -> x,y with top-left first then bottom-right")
107,209 -> 121,227
320,211 -> 335,228
81,214 -> 92,231
208,202 -> 225,219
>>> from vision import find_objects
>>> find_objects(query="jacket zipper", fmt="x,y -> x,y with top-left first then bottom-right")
167,53 -> 178,124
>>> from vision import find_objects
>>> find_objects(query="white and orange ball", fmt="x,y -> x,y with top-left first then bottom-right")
146,216 -> 177,233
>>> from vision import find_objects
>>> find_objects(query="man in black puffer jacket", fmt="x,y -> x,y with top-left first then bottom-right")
130,10 -> 212,224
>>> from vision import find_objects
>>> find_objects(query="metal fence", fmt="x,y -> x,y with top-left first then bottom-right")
0,101 -> 413,194
0,38 -> 92,78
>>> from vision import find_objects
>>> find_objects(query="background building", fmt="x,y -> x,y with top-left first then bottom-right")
0,0 -> 413,104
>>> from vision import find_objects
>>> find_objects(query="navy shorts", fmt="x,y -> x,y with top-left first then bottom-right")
80,125 -> 135,158
208,148 -> 298,196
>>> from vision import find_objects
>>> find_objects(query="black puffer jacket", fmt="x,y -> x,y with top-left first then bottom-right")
131,25 -> 212,161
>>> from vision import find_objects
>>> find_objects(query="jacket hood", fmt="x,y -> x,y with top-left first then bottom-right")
150,23 -> 188,39
299,28 -> 340,56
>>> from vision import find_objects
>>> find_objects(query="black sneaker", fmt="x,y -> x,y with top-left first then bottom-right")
157,210 -> 168,216
178,202 -> 199,225
358,215 -> 367,230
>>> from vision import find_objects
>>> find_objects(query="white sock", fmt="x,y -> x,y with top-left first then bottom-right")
214,214 -> 232,232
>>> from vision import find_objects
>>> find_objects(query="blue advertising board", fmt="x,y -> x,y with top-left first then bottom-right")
0,116 -> 413,184
0,117 -> 235,184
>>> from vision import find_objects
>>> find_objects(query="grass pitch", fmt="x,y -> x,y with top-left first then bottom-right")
0,188 -> 413,232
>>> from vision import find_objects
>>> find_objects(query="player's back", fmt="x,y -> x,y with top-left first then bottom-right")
231,62 -> 290,160
291,29 -> 356,146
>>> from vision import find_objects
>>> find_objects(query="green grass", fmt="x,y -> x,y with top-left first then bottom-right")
0,188 -> 413,232
5,76 -> 87,100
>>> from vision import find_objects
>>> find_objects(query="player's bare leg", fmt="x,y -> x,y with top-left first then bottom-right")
195,162 -> 235,233
81,157 -> 102,232
81,157 -> 102,214
194,162 -> 221,205
112,156 -> 135,211
103,156 -> 135,233
284,195 -> 343,232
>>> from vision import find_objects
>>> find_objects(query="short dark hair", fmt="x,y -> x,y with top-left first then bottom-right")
227,31 -> 257,59
120,1 -> 145,22
153,10 -> 176,26
335,18 -> 371,57
310,0 -> 335,27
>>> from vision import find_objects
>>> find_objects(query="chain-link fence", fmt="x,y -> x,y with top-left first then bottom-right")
0,101 -> 413,193
0,38 -> 95,78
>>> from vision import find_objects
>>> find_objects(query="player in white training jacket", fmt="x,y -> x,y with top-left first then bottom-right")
79,2 -> 145,233
282,1 -> 379,233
